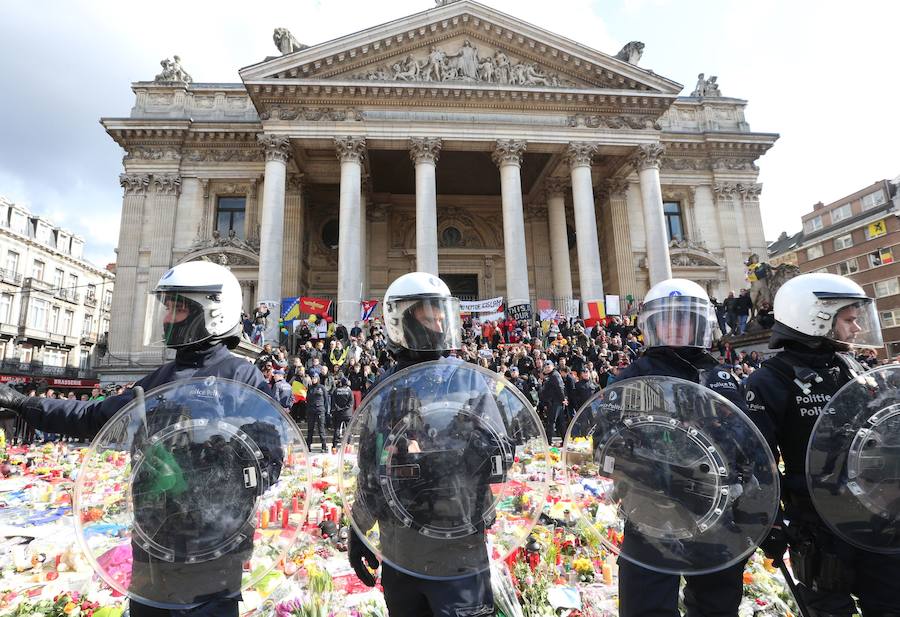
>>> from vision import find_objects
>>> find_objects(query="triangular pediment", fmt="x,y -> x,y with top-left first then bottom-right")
240,0 -> 682,95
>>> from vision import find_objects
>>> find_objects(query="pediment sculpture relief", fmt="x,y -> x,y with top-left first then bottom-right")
356,39 -> 573,87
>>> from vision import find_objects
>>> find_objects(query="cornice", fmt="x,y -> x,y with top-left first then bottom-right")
239,2 -> 681,94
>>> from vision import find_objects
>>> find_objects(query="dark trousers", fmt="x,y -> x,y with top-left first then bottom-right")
332,416 -> 350,448
618,558 -> 745,617
542,403 -> 566,443
380,564 -> 493,617
129,599 -> 238,617
306,411 -> 327,452
792,535 -> 900,617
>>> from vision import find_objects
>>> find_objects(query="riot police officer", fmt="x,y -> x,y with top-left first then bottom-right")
744,273 -> 900,616
0,261 -> 272,617
348,272 -> 494,617
331,377 -> 354,449
613,278 -> 750,617
568,366 -> 597,416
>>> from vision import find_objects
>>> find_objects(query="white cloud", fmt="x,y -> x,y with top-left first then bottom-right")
1,0 -> 897,266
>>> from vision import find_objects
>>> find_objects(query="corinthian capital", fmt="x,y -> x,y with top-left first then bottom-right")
543,177 -> 569,198
565,142 -> 599,169
257,135 -> 292,163
492,140 -> 527,167
596,176 -> 629,200
334,136 -> 367,163
119,173 -> 150,196
152,174 -> 182,196
631,143 -> 665,171
409,137 -> 442,164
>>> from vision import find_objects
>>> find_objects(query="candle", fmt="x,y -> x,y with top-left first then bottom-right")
269,504 -> 277,524
282,508 -> 289,529
276,499 -> 283,518
261,509 -> 270,529
291,495 -> 299,514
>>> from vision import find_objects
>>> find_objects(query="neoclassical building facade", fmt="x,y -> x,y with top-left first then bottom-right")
100,0 -> 776,378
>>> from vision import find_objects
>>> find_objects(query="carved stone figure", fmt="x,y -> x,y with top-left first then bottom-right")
614,41 -> 645,65
494,51 -> 511,84
358,41 -> 568,87
448,39 -> 479,80
478,55 -> 495,82
392,55 -> 422,81
691,73 -> 722,98
746,253 -> 799,318
424,46 -> 447,82
154,55 -> 192,83
273,28 -> 307,55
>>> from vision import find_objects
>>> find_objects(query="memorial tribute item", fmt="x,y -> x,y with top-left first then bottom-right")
564,375 -> 780,575
340,359 -> 550,579
73,378 -> 310,609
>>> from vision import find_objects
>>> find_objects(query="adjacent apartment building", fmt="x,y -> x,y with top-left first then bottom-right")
772,179 -> 900,357
0,197 -> 115,393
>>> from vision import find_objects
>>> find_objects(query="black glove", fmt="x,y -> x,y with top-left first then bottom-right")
760,524 -> 789,566
0,383 -> 28,412
348,527 -> 379,587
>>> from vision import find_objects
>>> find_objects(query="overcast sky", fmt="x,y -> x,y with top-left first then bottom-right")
1,0 -> 897,266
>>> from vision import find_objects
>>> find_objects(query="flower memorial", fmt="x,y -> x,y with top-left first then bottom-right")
0,439 -> 799,616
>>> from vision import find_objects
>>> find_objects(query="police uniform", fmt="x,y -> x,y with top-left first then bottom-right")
745,344 -> 900,617
614,346 -> 751,617
17,343 -> 272,617
353,356 -> 495,617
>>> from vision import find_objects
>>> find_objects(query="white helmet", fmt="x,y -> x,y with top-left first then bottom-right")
383,272 -> 463,353
638,278 -> 714,348
772,273 -> 882,349
143,261 -> 243,349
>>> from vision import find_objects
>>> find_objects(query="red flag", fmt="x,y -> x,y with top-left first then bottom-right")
586,300 -> 606,320
299,297 -> 332,317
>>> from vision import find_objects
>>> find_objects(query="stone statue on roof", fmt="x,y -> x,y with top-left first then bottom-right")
614,41 -> 644,65
273,28 -> 308,55
154,56 -> 192,83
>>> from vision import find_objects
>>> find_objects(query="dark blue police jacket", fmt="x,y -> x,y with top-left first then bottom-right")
24,344 -> 271,440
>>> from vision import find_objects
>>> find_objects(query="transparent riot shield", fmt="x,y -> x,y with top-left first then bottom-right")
807,365 -> 900,553
73,377 -> 311,609
563,376 -> 779,575
339,359 -> 550,579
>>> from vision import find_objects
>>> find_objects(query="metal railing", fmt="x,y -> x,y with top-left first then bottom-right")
0,267 -> 22,285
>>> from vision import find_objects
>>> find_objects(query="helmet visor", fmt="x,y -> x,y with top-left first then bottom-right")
143,292 -> 212,348
638,296 -> 713,348
821,298 -> 883,349
389,296 -> 463,352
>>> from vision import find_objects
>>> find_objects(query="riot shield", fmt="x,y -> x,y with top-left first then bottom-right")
807,365 -> 900,553
339,359 -> 550,579
73,377 -> 310,609
563,376 -> 779,575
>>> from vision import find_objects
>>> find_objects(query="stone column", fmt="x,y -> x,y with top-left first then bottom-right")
566,142 -> 604,315
604,177 -> 636,299
492,140 -> 530,309
282,174 -> 305,297
143,175 -> 182,362
690,185 -> 721,252
172,176 -> 203,254
632,143 -> 672,286
335,137 -> 366,327
109,174 -> 149,356
715,183 -> 746,292
410,138 -> 442,275
544,178 -> 573,300
739,183 -> 767,258
360,176 -> 370,300
256,135 -> 291,343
